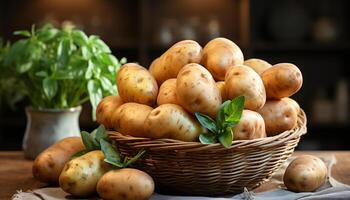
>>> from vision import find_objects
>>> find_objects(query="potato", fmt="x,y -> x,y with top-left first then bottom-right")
244,58 -> 272,75
157,78 -> 178,105
111,102 -> 153,137
216,81 -> 228,101
96,96 -> 123,130
283,97 -> 300,114
225,65 -> 266,111
258,99 -> 298,136
32,137 -> 84,184
233,110 -> 266,140
59,150 -> 112,197
261,63 -> 303,99
201,37 -> 244,80
284,155 -> 327,192
117,63 -> 158,106
150,40 -> 202,85
176,63 -> 222,118
144,104 -> 203,142
97,168 -> 154,200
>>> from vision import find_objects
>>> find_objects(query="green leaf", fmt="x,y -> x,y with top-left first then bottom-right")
100,77 -> 114,92
14,30 -> 31,37
218,129 -> 233,148
224,96 -> 245,126
199,133 -> 217,144
100,139 -> 123,168
72,30 -> 89,45
195,112 -> 217,134
17,62 -> 32,73
95,125 -> 108,142
37,27 -> 58,42
87,80 -> 102,120
124,150 -> 146,167
216,100 -> 231,128
43,77 -> 58,100
85,60 -> 93,79
57,39 -> 71,68
35,71 -> 48,77
94,38 -> 111,53
80,131 -> 99,151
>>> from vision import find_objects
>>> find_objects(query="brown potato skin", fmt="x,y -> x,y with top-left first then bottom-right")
117,63 -> 158,106
96,96 -> 123,130
258,99 -> 298,136
97,168 -> 154,200
283,97 -> 300,114
261,63 -> 303,99
201,37 -> 244,81
233,110 -> 266,140
216,81 -> 228,101
225,65 -> 266,111
284,155 -> 327,192
244,58 -> 272,75
111,102 -> 153,137
157,78 -> 178,105
32,137 -> 84,184
176,63 -> 222,118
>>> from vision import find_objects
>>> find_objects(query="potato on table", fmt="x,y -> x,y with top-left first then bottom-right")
233,110 -> 266,140
96,95 -> 123,130
157,78 -> 178,105
244,58 -> 272,75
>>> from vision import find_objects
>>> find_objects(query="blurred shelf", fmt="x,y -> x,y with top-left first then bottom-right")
251,42 -> 350,52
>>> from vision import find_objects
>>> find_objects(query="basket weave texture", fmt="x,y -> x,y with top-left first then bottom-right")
109,109 -> 307,196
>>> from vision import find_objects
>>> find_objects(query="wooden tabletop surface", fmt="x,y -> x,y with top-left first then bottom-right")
1,151 -> 350,199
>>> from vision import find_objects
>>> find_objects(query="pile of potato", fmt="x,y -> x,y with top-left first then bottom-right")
97,37 -> 303,141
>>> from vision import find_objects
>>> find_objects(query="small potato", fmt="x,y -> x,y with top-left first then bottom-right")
283,97 -> 300,114
157,78 -> 178,105
97,168 -> 154,200
144,104 -> 203,142
261,63 -> 303,99
176,63 -> 222,118
284,155 -> 327,192
201,37 -> 244,80
244,58 -> 272,75
258,99 -> 298,136
59,150 -> 112,197
216,81 -> 228,101
225,65 -> 266,111
111,102 -> 153,137
32,137 -> 85,184
233,110 -> 266,140
117,63 -> 158,106
96,96 -> 123,130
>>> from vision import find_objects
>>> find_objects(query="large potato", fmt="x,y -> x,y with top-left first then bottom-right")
117,63 -> 158,106
150,40 -> 202,85
97,168 -> 154,200
176,63 -> 222,118
157,78 -> 178,105
225,65 -> 266,111
111,102 -> 153,137
32,137 -> 84,184
96,96 -> 123,130
261,63 -> 303,99
284,155 -> 327,192
244,58 -> 272,75
201,37 -> 244,80
258,99 -> 298,136
283,97 -> 300,114
216,81 -> 228,101
233,110 -> 266,140
59,150 -> 112,197
144,104 -> 203,142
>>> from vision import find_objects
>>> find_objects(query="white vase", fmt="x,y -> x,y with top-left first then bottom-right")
22,106 -> 82,159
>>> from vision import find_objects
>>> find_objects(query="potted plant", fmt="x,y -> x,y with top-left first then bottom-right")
3,24 -> 126,159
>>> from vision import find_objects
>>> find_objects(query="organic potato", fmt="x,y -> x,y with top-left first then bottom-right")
97,168 -> 154,200
284,155 -> 327,192
283,97 -> 300,114
59,150 -> 112,197
201,37 -> 244,80
261,63 -> 303,99
111,102 -> 153,137
225,65 -> 266,111
216,81 -> 228,101
117,63 -> 158,106
258,99 -> 298,136
144,104 -> 203,142
244,58 -> 272,75
176,63 -> 222,118
157,78 -> 178,105
150,40 -> 202,85
96,96 -> 123,130
233,110 -> 266,140
32,137 -> 85,184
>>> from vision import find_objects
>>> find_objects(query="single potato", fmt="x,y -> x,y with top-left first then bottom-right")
284,155 -> 327,192
261,63 -> 303,99
201,37 -> 244,80
283,97 -> 300,114
144,104 -> 203,142
244,58 -> 272,75
176,63 -> 222,118
157,78 -> 178,105
111,102 -> 153,137
216,81 -> 228,101
32,137 -> 85,184
117,63 -> 158,106
96,96 -> 123,130
225,65 -> 266,111
59,150 -> 112,197
97,168 -> 154,200
233,110 -> 266,140
258,99 -> 298,136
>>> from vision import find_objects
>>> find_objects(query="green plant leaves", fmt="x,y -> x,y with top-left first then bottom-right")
88,80 -> 102,120
224,96 -> 245,125
218,129 -> 233,148
195,113 -> 217,133
43,77 -> 58,100
100,139 -> 124,167
199,133 -> 217,144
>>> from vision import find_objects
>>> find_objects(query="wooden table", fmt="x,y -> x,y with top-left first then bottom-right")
1,151 -> 350,199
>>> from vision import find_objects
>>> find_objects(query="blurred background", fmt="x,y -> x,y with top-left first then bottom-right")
0,0 -> 349,150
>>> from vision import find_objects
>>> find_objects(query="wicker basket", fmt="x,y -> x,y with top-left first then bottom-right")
109,109 -> 307,196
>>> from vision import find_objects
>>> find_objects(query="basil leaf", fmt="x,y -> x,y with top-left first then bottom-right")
199,133 -> 217,144
224,96 -> 245,125
35,71 -> 48,77
87,80 -> 102,120
195,112 -> 217,134
80,131 -> 98,151
218,129 -> 233,148
100,139 -> 123,168
43,77 -> 58,100
85,60 -> 93,79
17,62 -> 32,73
124,150 -> 146,167
216,100 -> 231,128
14,30 -> 31,37
72,30 -> 89,46
37,27 -> 58,42
95,125 -> 108,142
